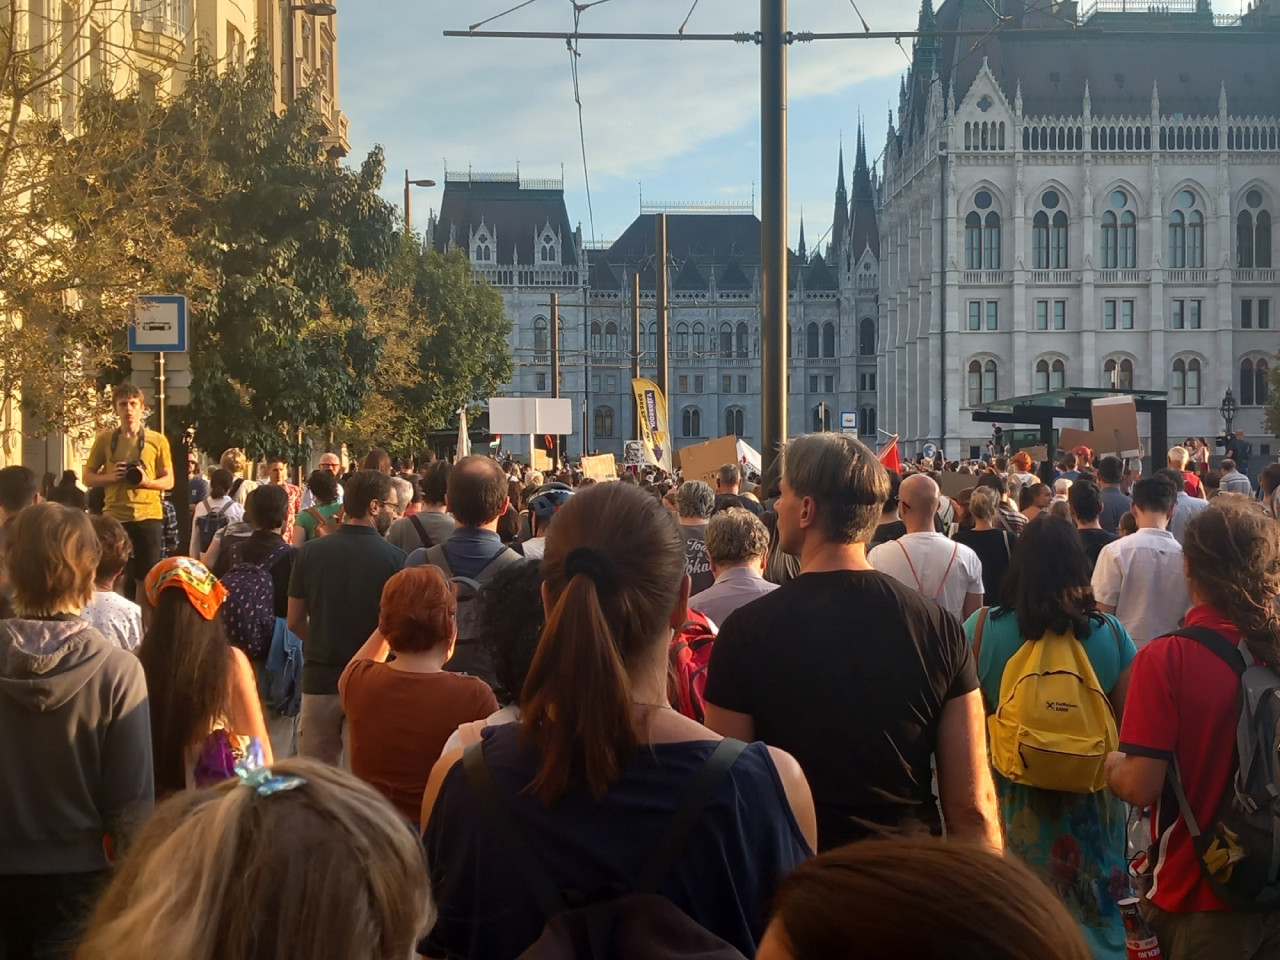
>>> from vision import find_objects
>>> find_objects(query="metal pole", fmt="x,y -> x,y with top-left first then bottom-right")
155,352 -> 167,437
760,0 -> 788,471
631,271 -> 641,441
550,292 -> 561,467
655,213 -> 670,397
404,169 -> 411,232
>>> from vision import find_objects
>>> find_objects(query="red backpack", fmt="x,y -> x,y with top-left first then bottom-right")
668,611 -> 717,723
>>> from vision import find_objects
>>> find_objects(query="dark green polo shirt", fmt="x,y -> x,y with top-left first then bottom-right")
288,524 -> 407,695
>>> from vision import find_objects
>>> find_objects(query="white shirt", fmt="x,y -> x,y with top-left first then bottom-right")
520,537 -> 546,559
868,531 -> 984,621
191,495 -> 245,550
1219,471 -> 1253,496
1169,491 -> 1209,545
80,589 -> 143,651
1090,527 -> 1190,648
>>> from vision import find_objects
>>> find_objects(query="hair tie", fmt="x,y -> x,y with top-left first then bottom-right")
564,546 -> 618,595
234,758 -> 307,798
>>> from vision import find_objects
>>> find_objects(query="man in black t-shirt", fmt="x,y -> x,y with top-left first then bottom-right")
675,480 -> 716,596
1068,479 -> 1117,570
712,462 -> 764,517
704,432 -> 1002,852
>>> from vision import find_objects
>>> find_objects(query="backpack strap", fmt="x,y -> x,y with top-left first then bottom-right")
230,477 -> 244,499
261,541 -> 292,570
303,506 -> 325,527
635,738 -> 748,895
462,743 -> 567,919
425,543 -> 453,578
410,514 -> 434,550
1174,625 -> 1247,677
972,606 -> 990,661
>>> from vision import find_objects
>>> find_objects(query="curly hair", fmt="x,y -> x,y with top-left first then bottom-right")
1183,496 -> 1280,671
993,514 -> 1100,641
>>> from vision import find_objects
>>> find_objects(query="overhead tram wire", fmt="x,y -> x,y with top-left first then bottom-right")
678,0 -> 702,35
468,0 -> 549,33
445,28 -> 1102,41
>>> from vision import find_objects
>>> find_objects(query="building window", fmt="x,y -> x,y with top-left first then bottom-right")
736,322 -> 749,359
1263,300 -> 1272,329
859,317 -> 875,355
1171,299 -> 1200,329
1240,299 -> 1272,329
725,407 -> 744,438
1242,299 -> 1253,328
965,193 -> 1002,270
604,322 -> 618,355
1101,191 -> 1137,269
1033,206 -> 1067,270
533,316 -> 548,355
812,404 -> 832,432
1105,357 -> 1134,390
967,359 -> 998,405
1170,358 -> 1201,406
594,405 -> 614,438
1036,300 -> 1049,330
590,321 -> 601,352
1103,300 -> 1116,330
682,406 -> 701,437
822,322 -> 836,358
984,212 -> 1002,269
694,375 -> 704,392
720,322 -> 733,358
1033,300 -> 1063,331
1034,358 -> 1065,393
692,322 -> 705,355
536,373 -> 547,391
605,375 -> 616,392
1053,301 -> 1066,330
675,322 -> 689,356
722,375 -> 732,393
824,375 -> 834,392
678,375 -> 688,393
540,234 -> 556,262
1241,359 -> 1270,406
738,375 -> 748,393
1121,300 -> 1134,329
986,301 -> 999,331
865,408 -> 876,434
1168,191 -> 1205,268
1033,212 -> 1050,269
965,212 -> 982,270
591,375 -> 600,392
808,375 -> 818,393
1238,191 -> 1273,268
968,302 -> 981,331
806,322 -> 819,358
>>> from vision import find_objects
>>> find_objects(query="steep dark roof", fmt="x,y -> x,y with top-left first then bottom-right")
673,257 -> 708,291
827,147 -> 849,267
849,125 -> 879,260
805,255 -> 839,291
588,251 -> 621,291
431,175 -> 578,266
717,260 -> 752,291
607,213 -> 762,263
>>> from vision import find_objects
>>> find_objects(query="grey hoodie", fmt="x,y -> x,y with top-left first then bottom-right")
0,618 -> 153,874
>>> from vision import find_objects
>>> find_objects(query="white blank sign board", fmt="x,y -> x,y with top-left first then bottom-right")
489,398 -> 574,436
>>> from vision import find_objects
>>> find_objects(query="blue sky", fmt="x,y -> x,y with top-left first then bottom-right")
338,0 -> 918,252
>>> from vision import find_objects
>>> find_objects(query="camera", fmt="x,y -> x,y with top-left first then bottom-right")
120,461 -> 145,485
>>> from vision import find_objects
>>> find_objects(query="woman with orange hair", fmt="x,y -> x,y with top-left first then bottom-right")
339,566 -> 497,825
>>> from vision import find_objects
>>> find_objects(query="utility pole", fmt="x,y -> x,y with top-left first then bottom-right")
550,292 -> 561,467
654,213 -> 670,398
760,0 -> 788,472
631,271 -> 642,442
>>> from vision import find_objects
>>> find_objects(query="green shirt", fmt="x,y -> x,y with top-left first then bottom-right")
294,501 -> 343,541
84,428 -> 172,523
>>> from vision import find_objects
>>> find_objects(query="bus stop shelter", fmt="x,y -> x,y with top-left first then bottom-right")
969,387 -> 1168,472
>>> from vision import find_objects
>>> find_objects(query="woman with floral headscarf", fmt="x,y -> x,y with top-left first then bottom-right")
139,557 -> 272,796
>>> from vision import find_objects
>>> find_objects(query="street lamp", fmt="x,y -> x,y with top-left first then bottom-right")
286,3 -> 337,103
404,170 -> 437,232
1220,387 -> 1238,438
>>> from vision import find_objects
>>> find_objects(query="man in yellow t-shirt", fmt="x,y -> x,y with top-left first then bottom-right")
84,384 -> 174,600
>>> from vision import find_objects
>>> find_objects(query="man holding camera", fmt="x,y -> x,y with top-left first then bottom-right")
84,384 -> 174,600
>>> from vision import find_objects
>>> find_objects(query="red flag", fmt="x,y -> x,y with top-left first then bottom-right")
878,435 -> 901,474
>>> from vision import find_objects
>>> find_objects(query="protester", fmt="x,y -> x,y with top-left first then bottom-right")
361,448 -> 392,474
190,467 -> 244,559
869,469 -> 907,546
517,483 -> 573,559
299,451 -> 344,509
1167,445 -> 1206,499
977,472 -> 1027,531
1021,482 -> 1051,521
421,482 -> 815,959
1117,512 -> 1138,537
286,471 -> 405,765
264,458 -> 303,533
1095,456 -> 1131,534
186,453 -> 208,504
690,507 -> 778,627
1223,429 -> 1252,477
139,557 -> 272,795
218,448 -> 256,506
47,470 -> 87,511
387,460 -> 454,554
80,515 -> 143,651
954,485 -> 1016,604
714,462 -> 764,516
705,433 -> 1001,851
869,473 -> 984,621
0,504 -> 153,960
339,566 -> 497,825
82,385 -> 174,600
0,465 -> 39,553
963,516 -> 1135,957
1262,462 -> 1280,520
1107,498 -> 1280,958
1159,466 -> 1210,545
1091,474 -> 1190,649
1059,451 -> 1081,482
1009,450 -> 1038,488
221,484 -> 294,618
675,480 -> 718,597
757,837 -> 1092,960
76,760 -> 432,960
1217,457 -> 1252,496
1068,479 -> 1119,569
292,468 -> 343,545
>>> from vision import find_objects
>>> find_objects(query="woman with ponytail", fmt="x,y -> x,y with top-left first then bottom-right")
420,482 -> 815,960
1107,496 -> 1280,957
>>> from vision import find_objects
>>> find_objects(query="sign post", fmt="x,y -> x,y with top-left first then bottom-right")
840,410 -> 858,438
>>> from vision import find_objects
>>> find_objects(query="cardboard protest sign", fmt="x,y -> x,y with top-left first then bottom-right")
1023,445 -> 1049,463
938,472 -> 979,499
1091,396 -> 1141,458
1057,427 -> 1097,457
677,436 -> 739,487
532,449 -> 552,472
580,453 -> 617,482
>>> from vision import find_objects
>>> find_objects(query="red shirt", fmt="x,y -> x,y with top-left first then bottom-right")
1181,470 -> 1205,498
1119,605 -> 1247,913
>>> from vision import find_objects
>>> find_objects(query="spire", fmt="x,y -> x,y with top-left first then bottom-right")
828,144 -> 851,267
849,119 -> 879,262
798,213 -> 807,262
852,122 -> 873,201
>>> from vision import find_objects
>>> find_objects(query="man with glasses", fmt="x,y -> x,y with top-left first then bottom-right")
287,470 -> 406,765
301,452 -> 344,510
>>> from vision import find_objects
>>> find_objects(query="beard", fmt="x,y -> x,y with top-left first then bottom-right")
375,510 -> 394,536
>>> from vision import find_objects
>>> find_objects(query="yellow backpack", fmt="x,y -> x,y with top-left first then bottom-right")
980,610 -> 1119,794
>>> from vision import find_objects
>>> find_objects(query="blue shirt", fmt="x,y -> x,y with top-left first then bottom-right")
405,526 -> 506,579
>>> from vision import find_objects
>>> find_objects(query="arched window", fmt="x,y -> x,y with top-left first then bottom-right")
725,407 -> 744,438
1241,359 -> 1256,406
1105,358 -> 1134,391
692,322 -> 705,355
604,321 -> 618,355
719,322 -> 733,358
682,406 -> 702,438
821,322 -> 836,358
533,316 -> 548,355
1051,211 -> 1068,269
968,359 -> 998,406
1169,211 -> 1186,268
674,322 -> 689,356
1034,358 -> 1050,394
646,321 -> 657,355
1120,211 -> 1137,268
594,405 -> 614,438
984,212 -> 1001,269
1259,359 -> 1270,405
1188,211 -> 1205,268
1101,211 -> 1118,269
736,321 -> 749,359
1239,211 -> 1256,268
1169,191 -> 1205,268
965,212 -> 982,270
589,321 -> 602,353
806,322 -> 819,358
1033,211 -> 1050,270
859,317 -> 875,355
866,407 -> 876,434
812,404 -> 832,432
1170,358 -> 1201,406
1258,211 -> 1272,268
475,240 -> 492,261
1050,358 -> 1065,390
540,233 -> 556,262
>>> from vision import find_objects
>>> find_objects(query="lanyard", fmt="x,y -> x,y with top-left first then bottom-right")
895,538 -> 960,601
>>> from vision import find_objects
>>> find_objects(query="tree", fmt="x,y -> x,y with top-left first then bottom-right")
1264,357 -> 1280,439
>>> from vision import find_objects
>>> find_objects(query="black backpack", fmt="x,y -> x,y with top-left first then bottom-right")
425,543 -> 521,687
1167,626 -> 1280,910
463,737 -> 750,960
195,498 -> 233,553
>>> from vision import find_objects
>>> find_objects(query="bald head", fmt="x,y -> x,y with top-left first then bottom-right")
899,473 -> 940,534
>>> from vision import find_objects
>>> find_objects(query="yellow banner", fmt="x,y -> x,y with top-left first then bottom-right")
631,378 -> 672,472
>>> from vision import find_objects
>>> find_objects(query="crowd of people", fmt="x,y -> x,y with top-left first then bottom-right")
2,382 -> 1280,959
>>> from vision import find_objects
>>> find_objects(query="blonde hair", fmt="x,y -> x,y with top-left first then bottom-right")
968,485 -> 1001,523
1168,445 -> 1190,469
219,448 -> 248,474
5,502 -> 99,617
77,759 -> 432,960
